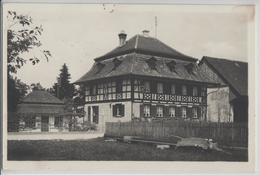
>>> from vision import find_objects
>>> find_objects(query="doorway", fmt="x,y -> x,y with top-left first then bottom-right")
41,116 -> 49,132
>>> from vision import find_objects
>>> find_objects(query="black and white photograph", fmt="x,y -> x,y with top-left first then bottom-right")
1,2 -> 256,172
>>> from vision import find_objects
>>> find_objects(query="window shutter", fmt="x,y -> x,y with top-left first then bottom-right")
176,107 -> 181,118
151,105 -> 156,118
112,105 -> 116,116
198,107 -> 201,119
187,108 -> 192,118
120,104 -> 125,116
140,104 -> 144,118
164,106 -> 169,118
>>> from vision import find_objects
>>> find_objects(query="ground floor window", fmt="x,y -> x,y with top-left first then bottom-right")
169,106 -> 176,117
54,116 -> 63,127
192,107 -> 198,119
143,105 -> 150,117
156,106 -> 163,117
113,104 -> 124,117
92,106 -> 99,123
24,116 -> 36,128
182,107 -> 187,118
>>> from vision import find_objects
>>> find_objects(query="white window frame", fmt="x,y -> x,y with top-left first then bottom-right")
144,105 -> 150,117
182,106 -> 187,118
157,83 -> 163,94
182,85 -> 187,95
171,84 -> 176,94
169,106 -> 176,117
156,106 -> 163,117
193,107 -> 198,119
193,87 -> 198,96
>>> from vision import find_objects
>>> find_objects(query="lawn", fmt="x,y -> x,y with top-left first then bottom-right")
8,137 -> 247,161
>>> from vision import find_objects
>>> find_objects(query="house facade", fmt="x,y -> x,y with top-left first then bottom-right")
17,90 -> 70,132
199,56 -> 248,123
75,30 -> 215,131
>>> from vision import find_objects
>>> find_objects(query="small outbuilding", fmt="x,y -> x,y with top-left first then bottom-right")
17,90 -> 70,132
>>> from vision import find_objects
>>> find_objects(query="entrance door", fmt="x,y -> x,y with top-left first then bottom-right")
41,116 -> 49,132
92,106 -> 99,124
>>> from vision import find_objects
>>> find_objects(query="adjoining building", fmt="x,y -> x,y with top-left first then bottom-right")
17,90 -> 70,132
199,56 -> 248,123
75,30 -> 216,131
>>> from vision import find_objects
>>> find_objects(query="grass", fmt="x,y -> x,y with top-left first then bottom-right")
8,138 -> 248,161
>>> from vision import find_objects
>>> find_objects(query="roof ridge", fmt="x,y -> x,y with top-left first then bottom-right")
203,56 -> 248,64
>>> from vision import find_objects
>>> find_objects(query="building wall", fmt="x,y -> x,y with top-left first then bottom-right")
207,86 -> 233,122
84,101 -> 132,132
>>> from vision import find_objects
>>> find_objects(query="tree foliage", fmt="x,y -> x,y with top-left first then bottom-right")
53,64 -> 75,100
7,11 -> 51,112
8,76 -> 29,112
7,11 -> 51,75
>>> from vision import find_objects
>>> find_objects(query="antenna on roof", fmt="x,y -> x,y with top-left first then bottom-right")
155,16 -> 158,38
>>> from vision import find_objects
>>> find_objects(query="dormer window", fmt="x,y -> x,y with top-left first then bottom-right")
112,57 -> 122,70
167,60 -> 177,72
185,63 -> 195,74
146,57 -> 157,70
95,62 -> 105,74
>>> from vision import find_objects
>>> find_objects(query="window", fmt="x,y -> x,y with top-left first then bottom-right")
144,81 -> 150,93
156,106 -> 163,117
143,105 -> 150,117
157,83 -> 163,94
85,86 -> 90,96
113,104 -> 125,117
182,85 -> 187,95
193,87 -> 198,96
171,84 -> 176,94
146,57 -> 157,70
116,80 -> 123,93
54,116 -> 63,127
24,116 -> 36,128
90,85 -> 97,95
169,107 -> 176,117
192,107 -> 198,119
181,107 -> 187,118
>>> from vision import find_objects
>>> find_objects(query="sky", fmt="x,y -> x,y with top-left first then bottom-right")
3,4 -> 254,88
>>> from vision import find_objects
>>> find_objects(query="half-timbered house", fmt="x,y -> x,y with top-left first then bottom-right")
75,30 -> 215,131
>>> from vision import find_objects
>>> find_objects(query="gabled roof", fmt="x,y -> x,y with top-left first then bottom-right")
21,90 -> 64,105
95,34 -> 197,62
200,56 -> 248,96
75,54 -> 215,84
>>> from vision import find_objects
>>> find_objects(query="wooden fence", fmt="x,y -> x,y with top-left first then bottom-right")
105,119 -> 248,147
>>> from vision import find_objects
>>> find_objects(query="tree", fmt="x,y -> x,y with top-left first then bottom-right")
7,11 -> 51,75
30,82 -> 44,91
54,64 -> 75,100
8,77 -> 29,112
7,11 -> 51,112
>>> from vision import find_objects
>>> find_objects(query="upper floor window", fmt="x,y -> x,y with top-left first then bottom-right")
182,85 -> 187,95
116,80 -> 123,93
144,81 -> 150,93
144,105 -> 150,117
181,106 -> 187,118
156,106 -> 163,117
169,106 -> 176,118
85,86 -> 90,96
171,84 -> 176,94
193,87 -> 198,96
157,83 -> 163,94
90,85 -> 97,95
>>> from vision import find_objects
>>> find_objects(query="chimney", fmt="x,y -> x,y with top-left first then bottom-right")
142,30 -> 150,37
118,30 -> 127,46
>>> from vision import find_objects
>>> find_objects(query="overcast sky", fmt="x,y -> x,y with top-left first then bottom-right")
4,4 -> 254,88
